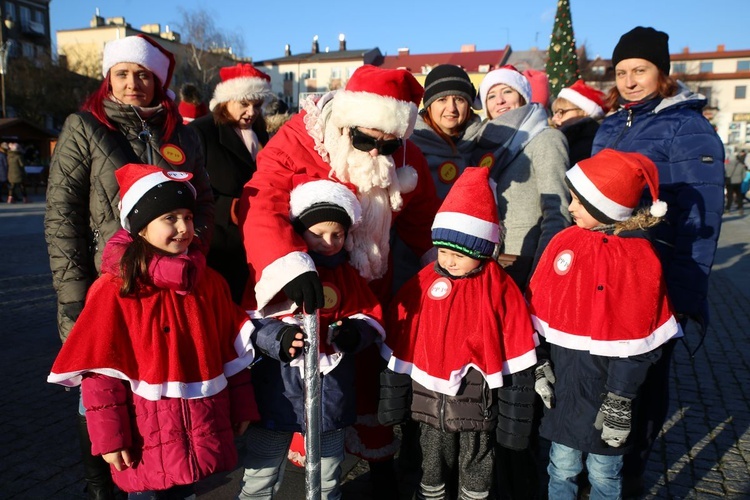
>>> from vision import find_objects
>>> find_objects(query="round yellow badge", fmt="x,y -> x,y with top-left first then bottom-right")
438,162 -> 458,184
160,144 -> 186,165
322,284 -> 340,311
478,153 -> 494,169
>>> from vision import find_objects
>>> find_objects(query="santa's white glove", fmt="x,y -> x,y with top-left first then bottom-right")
594,392 -> 632,447
534,360 -> 556,409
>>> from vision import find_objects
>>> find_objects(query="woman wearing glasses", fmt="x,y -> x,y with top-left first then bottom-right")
44,35 -> 213,500
550,79 -> 609,166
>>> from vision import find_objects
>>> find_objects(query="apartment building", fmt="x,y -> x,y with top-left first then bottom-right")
1,0 -> 51,60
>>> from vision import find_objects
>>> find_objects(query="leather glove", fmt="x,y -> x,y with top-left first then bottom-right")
534,360 -> 556,409
594,392 -> 632,447
277,325 -> 305,363
282,271 -> 324,312
329,318 -> 361,353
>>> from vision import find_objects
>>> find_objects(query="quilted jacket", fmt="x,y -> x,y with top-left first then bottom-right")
592,84 -> 724,328
44,101 -> 214,342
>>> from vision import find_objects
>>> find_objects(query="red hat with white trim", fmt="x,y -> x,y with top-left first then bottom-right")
102,35 -> 176,99
115,163 -> 196,234
330,64 -> 424,139
565,149 -> 667,224
209,64 -> 273,111
431,167 -> 501,259
479,65 -> 532,110
289,179 -> 362,232
558,80 -> 609,120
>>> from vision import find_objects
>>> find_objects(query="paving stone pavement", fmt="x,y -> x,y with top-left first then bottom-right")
0,195 -> 748,499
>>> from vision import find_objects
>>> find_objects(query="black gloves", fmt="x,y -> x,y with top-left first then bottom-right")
594,392 -> 632,447
277,325 -> 304,363
282,271 -> 324,312
328,318 -> 361,353
378,368 -> 412,426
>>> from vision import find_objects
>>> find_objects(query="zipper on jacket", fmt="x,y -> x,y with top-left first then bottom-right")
182,398 -> 200,480
482,381 -> 492,420
91,228 -> 100,255
439,393 -> 446,433
611,108 -> 633,149
131,105 -> 154,164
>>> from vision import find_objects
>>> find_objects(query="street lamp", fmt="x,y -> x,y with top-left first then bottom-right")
0,16 -> 14,118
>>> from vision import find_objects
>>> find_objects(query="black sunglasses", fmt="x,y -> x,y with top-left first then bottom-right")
349,127 -> 402,156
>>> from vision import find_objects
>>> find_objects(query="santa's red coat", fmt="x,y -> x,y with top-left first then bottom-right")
527,226 -> 681,356
384,261 -> 538,396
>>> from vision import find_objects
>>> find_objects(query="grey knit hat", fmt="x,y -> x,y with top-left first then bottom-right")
422,64 -> 477,109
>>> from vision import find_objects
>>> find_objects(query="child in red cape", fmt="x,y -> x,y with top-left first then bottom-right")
527,149 -> 683,498
380,166 -> 538,499
48,163 -> 298,497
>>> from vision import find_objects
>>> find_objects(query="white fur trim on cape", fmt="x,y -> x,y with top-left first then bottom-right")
255,251 -> 316,314
567,164 -> 633,221
396,165 -> 418,194
103,37 -> 170,88
290,179 -> 362,226
209,76 -> 273,111
558,87 -> 604,120
330,90 -> 418,139
345,425 -> 401,460
531,315 -> 683,358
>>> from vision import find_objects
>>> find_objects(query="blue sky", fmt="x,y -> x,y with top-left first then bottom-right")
50,0 -> 749,62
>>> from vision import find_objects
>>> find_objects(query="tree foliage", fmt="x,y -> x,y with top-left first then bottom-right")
545,0 -> 580,97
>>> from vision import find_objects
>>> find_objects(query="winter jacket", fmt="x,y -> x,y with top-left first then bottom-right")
410,113 -> 484,200
0,152 -> 7,183
472,104 -> 571,289
44,100 -> 214,342
7,150 -> 25,184
190,115 -> 268,303
592,84 -> 724,327
558,116 -> 600,167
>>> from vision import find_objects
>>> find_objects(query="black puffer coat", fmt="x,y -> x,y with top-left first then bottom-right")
45,100 -> 214,341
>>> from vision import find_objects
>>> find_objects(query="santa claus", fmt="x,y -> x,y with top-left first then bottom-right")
239,64 -> 440,314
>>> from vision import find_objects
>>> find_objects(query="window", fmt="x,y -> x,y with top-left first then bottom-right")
738,60 -> 750,71
21,41 -> 33,59
4,1 -> 15,21
698,86 -> 713,104
736,86 -> 747,99
309,68 -> 316,79
330,67 -> 341,79
699,62 -> 713,73
672,62 -> 687,74
19,5 -> 29,26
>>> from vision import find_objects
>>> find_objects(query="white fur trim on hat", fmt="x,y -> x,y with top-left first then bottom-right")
431,211 -> 500,244
566,164 -> 633,222
103,37 -> 170,88
479,68 -> 532,111
330,90 -> 419,139
289,180 -> 362,227
209,77 -> 273,111
558,87 -> 604,120
118,170 -> 196,231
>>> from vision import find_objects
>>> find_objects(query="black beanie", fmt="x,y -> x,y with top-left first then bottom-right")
612,26 -> 670,75
422,64 -> 477,109
128,181 -> 196,235
293,202 -> 353,234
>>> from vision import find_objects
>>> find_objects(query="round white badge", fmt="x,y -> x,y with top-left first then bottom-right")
554,250 -> 574,276
165,171 -> 190,180
428,277 -> 452,300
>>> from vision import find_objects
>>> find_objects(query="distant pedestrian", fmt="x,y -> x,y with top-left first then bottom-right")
550,79 -> 609,166
6,142 -> 27,203
527,149 -> 683,499
0,142 -> 8,199
725,149 -> 746,214
48,163 -> 291,497
177,82 -> 208,124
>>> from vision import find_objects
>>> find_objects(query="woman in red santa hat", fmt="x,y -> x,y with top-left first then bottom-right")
190,63 -> 274,304
380,166 -> 538,500
45,34 -> 214,499
526,149 -> 683,499
550,79 -> 609,166
48,163 -> 294,498
238,64 -> 441,497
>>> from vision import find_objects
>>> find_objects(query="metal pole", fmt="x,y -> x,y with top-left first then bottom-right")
302,310 -> 322,500
1,72 -> 5,119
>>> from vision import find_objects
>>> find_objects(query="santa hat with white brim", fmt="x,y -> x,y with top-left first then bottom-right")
102,35 -> 175,97
479,65 -> 532,111
330,64 -> 423,139
557,79 -> 608,120
289,179 -> 362,231
210,64 -> 274,111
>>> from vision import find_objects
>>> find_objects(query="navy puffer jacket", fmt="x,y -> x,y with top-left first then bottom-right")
592,84 -> 724,329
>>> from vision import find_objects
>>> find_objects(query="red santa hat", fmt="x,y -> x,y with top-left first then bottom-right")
209,64 -> 274,111
479,65 -> 532,110
565,149 -> 667,224
557,80 -> 609,120
330,64 -> 423,139
289,179 -> 362,232
115,163 -> 196,234
522,68 -> 551,106
431,167 -> 501,259
102,35 -> 175,97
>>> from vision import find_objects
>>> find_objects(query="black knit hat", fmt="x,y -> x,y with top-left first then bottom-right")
293,202 -> 353,234
612,26 -> 670,75
128,181 -> 196,235
422,64 -> 477,109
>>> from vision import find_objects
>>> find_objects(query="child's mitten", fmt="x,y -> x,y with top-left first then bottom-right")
534,360 -> 556,409
594,392 -> 632,447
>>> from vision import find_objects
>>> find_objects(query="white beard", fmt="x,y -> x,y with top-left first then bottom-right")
324,124 -> 405,280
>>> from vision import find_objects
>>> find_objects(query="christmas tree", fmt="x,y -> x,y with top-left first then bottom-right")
546,0 -> 580,97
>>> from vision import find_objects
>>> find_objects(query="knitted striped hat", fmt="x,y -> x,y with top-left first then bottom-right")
431,167 -> 500,259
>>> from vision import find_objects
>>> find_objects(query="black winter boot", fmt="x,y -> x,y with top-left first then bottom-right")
77,414 -> 118,500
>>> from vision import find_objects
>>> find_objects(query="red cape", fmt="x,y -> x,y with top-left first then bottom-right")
527,226 -> 682,356
383,261 -> 538,396
48,268 -> 256,400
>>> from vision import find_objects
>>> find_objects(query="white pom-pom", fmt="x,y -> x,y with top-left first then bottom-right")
650,200 -> 668,218
396,165 -> 418,194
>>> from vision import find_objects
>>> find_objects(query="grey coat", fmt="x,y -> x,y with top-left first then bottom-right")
44,101 -> 214,341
